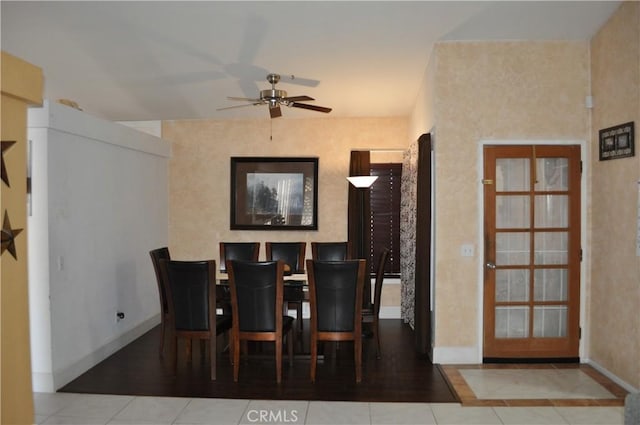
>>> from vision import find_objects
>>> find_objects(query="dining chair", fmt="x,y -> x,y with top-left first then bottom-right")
149,247 -> 171,357
226,260 -> 294,383
310,241 -> 352,261
265,242 -> 306,335
219,242 -> 259,273
159,259 -> 232,380
362,248 -> 390,359
306,258 -> 365,383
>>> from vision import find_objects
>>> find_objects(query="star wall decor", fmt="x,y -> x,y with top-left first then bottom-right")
1,140 -> 17,187
1,209 -> 23,260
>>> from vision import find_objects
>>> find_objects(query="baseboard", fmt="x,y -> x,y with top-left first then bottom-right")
32,372 -> 55,393
432,346 -> 480,364
51,314 -> 160,391
587,358 -> 639,393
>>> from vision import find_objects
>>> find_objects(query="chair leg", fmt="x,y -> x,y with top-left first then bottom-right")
288,328 -> 294,367
170,331 -> 178,377
275,336 -> 282,384
159,316 -> 166,357
209,336 -> 216,381
355,337 -> 362,383
374,319 -> 381,359
233,335 -> 240,382
296,302 -> 303,334
310,337 -> 317,382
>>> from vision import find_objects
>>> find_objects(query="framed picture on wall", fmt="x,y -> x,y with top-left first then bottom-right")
230,157 -> 318,230
599,122 -> 635,161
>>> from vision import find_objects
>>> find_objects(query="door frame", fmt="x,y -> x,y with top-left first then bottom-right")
475,139 -> 589,362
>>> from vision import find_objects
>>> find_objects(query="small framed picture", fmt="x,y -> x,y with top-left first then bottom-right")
599,122 -> 634,161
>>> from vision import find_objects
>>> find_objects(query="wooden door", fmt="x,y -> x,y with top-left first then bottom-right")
483,145 -> 581,359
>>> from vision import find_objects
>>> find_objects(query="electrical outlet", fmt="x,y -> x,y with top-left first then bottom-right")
461,244 -> 474,257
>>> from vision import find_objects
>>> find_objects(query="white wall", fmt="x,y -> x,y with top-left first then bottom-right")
28,101 -> 170,391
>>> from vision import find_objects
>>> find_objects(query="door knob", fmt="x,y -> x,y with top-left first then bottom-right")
485,262 -> 496,269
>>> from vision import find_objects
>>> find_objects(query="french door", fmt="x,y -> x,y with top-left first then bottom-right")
483,145 -> 581,359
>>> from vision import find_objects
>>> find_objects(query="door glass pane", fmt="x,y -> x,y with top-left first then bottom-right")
496,270 -> 529,302
533,306 -> 567,337
535,195 -> 568,228
496,158 -> 530,192
495,306 -> 529,338
496,232 -> 530,265
534,232 -> 568,265
497,195 -> 530,229
534,269 -> 568,301
536,158 -> 568,191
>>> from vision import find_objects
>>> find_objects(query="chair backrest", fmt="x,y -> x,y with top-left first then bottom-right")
227,260 -> 284,332
311,242 -> 351,261
306,259 -> 365,332
266,242 -> 306,273
372,248 -> 390,317
149,247 -> 171,313
160,259 -> 216,332
219,242 -> 259,272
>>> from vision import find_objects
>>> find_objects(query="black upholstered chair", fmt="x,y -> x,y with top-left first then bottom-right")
219,242 -> 260,273
311,241 -> 352,261
159,259 -> 231,380
226,260 -> 294,383
362,248 -> 390,359
149,247 -> 171,357
265,242 -> 306,273
266,242 -> 306,334
306,259 -> 365,383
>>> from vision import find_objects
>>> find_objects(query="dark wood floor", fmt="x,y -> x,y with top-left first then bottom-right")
60,319 -> 458,403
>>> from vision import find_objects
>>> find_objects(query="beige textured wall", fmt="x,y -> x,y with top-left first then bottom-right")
589,1 -> 640,389
432,41 -> 590,348
162,116 -> 408,263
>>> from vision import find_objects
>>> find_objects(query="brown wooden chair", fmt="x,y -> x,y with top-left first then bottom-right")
265,242 -> 306,334
226,260 -> 294,383
219,242 -> 259,273
310,241 -> 352,261
306,258 -> 365,383
159,259 -> 231,380
362,248 -> 390,359
149,247 -> 171,357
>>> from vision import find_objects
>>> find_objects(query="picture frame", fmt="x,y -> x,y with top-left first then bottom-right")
599,121 -> 635,161
230,157 -> 318,230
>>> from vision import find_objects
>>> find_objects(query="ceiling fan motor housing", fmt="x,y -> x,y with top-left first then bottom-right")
260,89 -> 287,103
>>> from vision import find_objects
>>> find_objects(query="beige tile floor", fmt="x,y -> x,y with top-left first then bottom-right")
34,392 -> 626,424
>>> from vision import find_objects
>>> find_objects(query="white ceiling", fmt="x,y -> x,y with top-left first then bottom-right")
1,1 -> 620,122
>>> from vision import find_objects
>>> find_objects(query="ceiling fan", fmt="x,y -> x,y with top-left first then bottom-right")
217,73 -> 332,119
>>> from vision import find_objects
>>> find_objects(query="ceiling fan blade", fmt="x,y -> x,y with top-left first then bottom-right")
283,95 -> 314,102
217,102 -> 262,111
269,105 -> 282,119
227,96 -> 261,102
290,103 -> 332,113
277,74 -> 321,87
